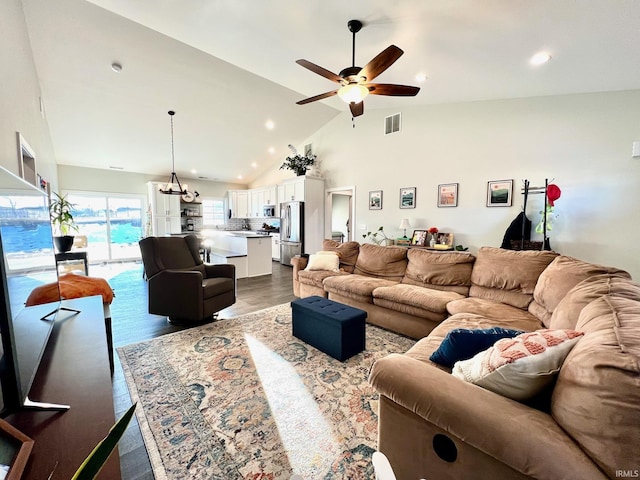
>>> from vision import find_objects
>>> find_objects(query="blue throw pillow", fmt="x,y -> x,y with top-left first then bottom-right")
429,327 -> 525,368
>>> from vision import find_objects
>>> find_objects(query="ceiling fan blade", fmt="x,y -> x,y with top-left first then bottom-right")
358,45 -> 404,82
296,59 -> 343,83
367,83 -> 420,96
349,101 -> 364,117
296,90 -> 338,105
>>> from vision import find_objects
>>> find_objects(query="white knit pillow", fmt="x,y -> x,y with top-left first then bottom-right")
305,253 -> 340,272
452,329 -> 583,400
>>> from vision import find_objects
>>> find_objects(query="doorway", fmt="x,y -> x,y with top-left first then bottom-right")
326,187 -> 355,242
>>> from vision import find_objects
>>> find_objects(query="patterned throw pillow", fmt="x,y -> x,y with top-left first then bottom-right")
452,329 -> 584,401
429,327 -> 524,368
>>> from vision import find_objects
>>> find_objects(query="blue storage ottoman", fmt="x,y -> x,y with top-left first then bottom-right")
291,296 -> 367,361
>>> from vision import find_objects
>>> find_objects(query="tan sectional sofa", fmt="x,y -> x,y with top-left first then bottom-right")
292,240 -> 640,479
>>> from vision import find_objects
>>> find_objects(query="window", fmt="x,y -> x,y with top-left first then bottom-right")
202,198 -> 225,227
67,193 -> 144,262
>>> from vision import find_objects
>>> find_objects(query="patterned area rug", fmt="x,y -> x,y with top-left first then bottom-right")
118,303 -> 415,480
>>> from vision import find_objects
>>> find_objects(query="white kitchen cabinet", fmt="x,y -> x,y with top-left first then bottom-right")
228,190 -> 249,218
264,185 -> 277,206
147,182 -> 182,235
271,233 -> 280,260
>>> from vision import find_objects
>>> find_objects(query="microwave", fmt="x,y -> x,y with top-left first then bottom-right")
263,205 -> 276,217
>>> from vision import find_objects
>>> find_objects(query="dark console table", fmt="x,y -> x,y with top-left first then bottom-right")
6,295 -> 121,479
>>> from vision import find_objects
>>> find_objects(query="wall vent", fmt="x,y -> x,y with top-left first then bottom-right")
384,113 -> 401,135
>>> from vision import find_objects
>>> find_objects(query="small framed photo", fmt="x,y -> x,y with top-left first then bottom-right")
410,229 -> 428,246
400,187 -> 416,209
369,190 -> 382,210
438,183 -> 458,207
487,179 -> 513,207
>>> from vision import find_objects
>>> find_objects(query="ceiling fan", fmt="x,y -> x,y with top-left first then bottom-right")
295,19 -> 420,118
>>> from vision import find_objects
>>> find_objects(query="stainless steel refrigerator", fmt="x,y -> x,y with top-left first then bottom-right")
280,201 -> 304,265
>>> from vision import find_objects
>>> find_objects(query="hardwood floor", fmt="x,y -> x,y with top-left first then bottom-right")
106,260 -> 297,480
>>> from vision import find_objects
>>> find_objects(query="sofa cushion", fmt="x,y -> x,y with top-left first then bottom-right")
528,255 -> 631,327
446,297 -> 544,329
373,284 -> 464,314
353,244 -> 408,282
469,247 -> 558,309
321,239 -> 360,273
323,274 -> 397,304
549,274 -> 638,330
297,269 -> 350,289
401,249 -> 475,295
552,290 -> 640,478
452,329 -> 583,401
429,327 -> 524,368
304,253 -> 339,272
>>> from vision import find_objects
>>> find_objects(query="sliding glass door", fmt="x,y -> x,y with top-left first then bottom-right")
68,193 -> 144,262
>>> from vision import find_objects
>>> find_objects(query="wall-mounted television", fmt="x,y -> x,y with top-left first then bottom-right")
0,166 -> 64,415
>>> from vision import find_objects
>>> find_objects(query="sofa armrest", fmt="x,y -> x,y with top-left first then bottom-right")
291,256 -> 308,297
204,263 -> 236,280
369,354 -> 606,480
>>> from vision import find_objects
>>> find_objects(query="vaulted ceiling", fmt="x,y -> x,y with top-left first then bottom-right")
21,0 -> 640,184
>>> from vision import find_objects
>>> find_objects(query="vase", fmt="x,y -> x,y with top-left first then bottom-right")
429,235 -> 436,248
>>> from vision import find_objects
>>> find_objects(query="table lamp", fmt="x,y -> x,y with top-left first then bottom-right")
399,219 -> 411,238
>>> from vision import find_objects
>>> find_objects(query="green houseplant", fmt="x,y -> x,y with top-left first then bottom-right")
280,144 -> 316,176
49,192 -> 78,253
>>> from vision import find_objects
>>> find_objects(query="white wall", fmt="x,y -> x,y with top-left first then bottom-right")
293,90 -> 640,280
0,0 -> 58,187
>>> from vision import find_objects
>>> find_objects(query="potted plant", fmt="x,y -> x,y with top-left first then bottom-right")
280,144 -> 316,176
362,226 -> 392,246
50,192 -> 78,252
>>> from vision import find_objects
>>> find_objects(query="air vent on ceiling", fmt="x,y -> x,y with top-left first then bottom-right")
384,113 -> 401,135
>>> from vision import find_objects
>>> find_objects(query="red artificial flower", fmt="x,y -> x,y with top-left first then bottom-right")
428,227 -> 438,234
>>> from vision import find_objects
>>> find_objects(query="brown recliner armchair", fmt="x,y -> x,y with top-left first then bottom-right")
139,235 -> 236,324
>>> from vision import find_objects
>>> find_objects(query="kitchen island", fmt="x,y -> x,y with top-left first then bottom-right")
201,230 -> 272,278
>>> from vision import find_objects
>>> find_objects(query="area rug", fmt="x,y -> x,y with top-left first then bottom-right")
117,303 -> 415,480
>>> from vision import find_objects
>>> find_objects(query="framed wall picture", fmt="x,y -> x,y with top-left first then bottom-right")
438,183 -> 458,207
487,179 -> 513,207
410,229 -> 428,246
369,190 -> 382,210
400,187 -> 416,209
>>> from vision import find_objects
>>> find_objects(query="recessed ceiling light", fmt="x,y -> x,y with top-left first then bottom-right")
268,147 -> 275,154
237,175 -> 243,180
265,119 -> 275,130
111,62 -> 122,73
415,73 -> 428,82
530,52 -> 551,66
191,169 -> 197,174
251,162 -> 258,168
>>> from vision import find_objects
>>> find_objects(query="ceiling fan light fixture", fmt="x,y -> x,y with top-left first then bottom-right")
337,83 -> 369,104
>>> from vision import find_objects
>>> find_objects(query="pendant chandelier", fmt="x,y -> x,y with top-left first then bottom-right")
159,110 -> 188,195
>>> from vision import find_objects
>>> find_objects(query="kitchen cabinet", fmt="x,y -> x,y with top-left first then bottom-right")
147,182 -> 181,235
229,186 -> 278,218
228,190 -> 249,218
264,185 -> 277,206
271,233 -> 280,260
